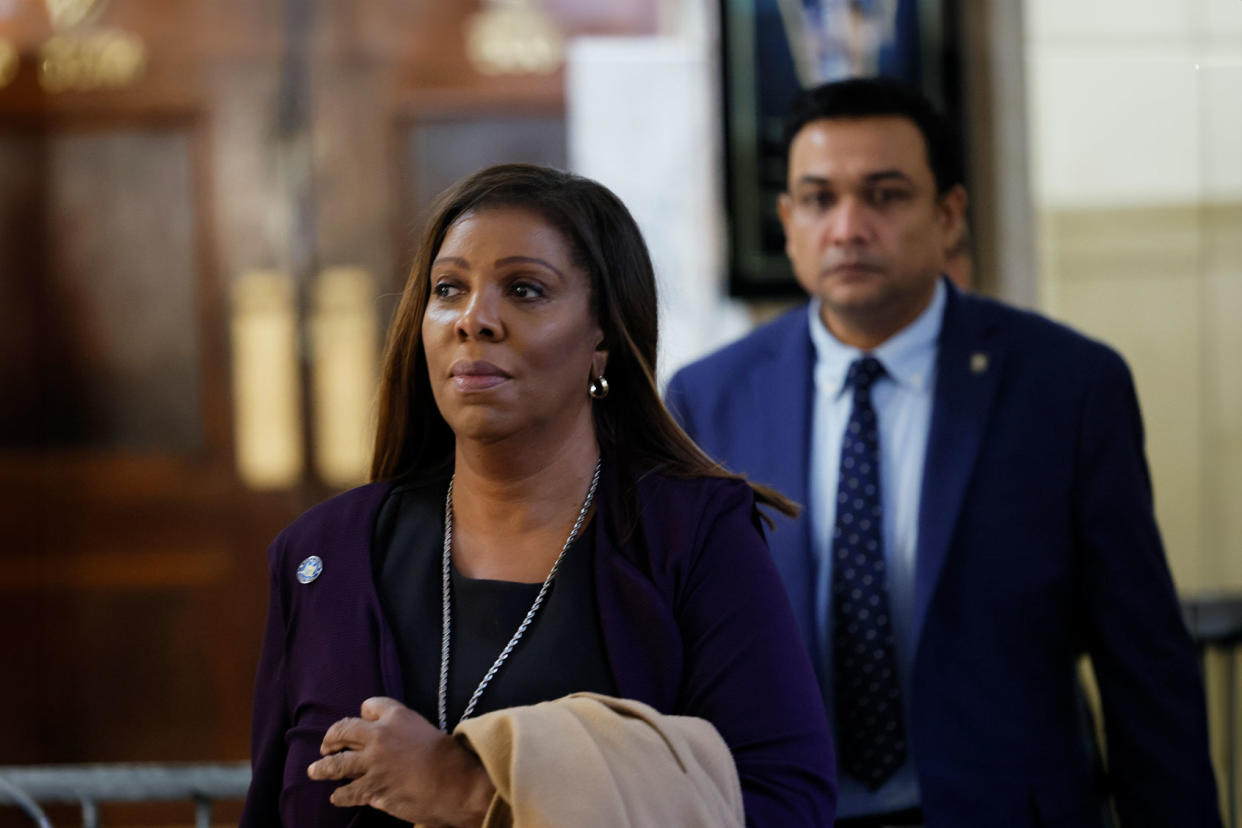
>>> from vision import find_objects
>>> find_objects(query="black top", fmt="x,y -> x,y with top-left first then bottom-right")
372,477 -> 617,728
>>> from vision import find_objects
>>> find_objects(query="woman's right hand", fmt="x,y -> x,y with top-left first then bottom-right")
307,696 -> 496,827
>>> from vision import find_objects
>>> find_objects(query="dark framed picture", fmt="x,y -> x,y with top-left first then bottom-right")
719,0 -> 958,296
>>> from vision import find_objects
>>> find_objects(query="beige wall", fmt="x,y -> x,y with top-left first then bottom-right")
1024,0 -> 1242,595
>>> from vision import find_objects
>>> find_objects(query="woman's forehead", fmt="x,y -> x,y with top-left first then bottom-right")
441,205 -> 567,254
435,205 -> 598,295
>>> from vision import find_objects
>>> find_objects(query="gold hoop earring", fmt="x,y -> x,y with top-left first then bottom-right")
588,375 -> 610,399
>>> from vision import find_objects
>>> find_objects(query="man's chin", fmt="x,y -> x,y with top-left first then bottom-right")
818,276 -> 889,312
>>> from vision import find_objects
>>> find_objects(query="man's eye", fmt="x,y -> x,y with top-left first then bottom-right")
870,189 -> 907,206
800,192 -> 832,209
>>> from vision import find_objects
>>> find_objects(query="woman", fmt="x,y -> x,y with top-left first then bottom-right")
241,164 -> 836,826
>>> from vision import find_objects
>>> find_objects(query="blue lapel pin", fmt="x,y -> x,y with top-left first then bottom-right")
296,555 -> 323,584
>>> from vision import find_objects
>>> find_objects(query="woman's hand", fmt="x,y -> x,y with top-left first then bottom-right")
307,696 -> 496,827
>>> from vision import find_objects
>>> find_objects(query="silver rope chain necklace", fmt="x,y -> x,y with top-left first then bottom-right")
438,458 -> 602,732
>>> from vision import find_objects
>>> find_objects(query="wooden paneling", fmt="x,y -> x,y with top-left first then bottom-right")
406,114 -> 567,210
1,1 -> 291,784
0,126 -> 201,450
392,111 -> 568,278
0,5 -> 660,823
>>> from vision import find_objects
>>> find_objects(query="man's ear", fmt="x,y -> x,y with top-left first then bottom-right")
938,184 -> 968,250
778,192 -> 795,258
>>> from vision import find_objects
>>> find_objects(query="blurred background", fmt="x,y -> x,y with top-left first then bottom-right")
0,0 -> 1238,824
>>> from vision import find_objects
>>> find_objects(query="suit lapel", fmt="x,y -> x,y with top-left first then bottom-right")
746,310 -> 815,509
744,310 -> 819,659
913,284 -> 1006,651
366,482 -> 409,702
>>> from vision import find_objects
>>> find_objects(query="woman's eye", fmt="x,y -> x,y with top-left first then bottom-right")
511,282 -> 543,299
432,282 -> 457,298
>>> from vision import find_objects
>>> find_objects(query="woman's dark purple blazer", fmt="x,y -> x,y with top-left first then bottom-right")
241,464 -> 837,826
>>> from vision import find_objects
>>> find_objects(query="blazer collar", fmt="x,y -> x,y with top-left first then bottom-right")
362,480 -> 409,703
753,307 -> 816,510
747,309 -> 819,657
913,279 -> 1007,651
590,462 -> 682,712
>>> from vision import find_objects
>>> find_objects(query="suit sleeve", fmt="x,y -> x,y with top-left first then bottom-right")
674,481 -> 837,826
1075,350 -> 1221,827
239,541 -> 291,828
664,369 -> 699,440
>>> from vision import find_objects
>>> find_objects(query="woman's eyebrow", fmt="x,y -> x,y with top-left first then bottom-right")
495,256 -> 566,280
431,255 -> 469,269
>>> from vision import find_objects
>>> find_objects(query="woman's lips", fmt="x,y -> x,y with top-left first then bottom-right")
449,360 -> 511,391
452,373 -> 508,391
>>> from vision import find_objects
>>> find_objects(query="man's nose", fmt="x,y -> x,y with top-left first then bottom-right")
826,197 -> 868,247
456,288 -> 502,340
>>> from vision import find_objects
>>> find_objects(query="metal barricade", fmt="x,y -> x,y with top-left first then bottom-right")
1185,593 -> 1242,828
0,762 -> 250,828
0,596 -> 1237,827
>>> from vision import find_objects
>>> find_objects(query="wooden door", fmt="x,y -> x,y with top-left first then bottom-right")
0,1 -> 656,824
0,11 -> 304,827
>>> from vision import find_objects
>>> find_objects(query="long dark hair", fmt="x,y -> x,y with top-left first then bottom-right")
371,163 -> 796,531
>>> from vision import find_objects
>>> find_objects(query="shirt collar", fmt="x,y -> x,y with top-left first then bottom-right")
808,278 -> 946,398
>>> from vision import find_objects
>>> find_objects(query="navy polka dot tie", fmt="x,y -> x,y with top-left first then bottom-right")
832,356 -> 908,790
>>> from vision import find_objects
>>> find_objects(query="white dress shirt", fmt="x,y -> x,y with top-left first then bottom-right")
807,279 -> 945,817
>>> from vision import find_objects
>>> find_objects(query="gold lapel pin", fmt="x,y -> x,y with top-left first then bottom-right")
970,352 -> 989,375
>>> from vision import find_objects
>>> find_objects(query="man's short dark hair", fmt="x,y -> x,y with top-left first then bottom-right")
784,77 -> 964,195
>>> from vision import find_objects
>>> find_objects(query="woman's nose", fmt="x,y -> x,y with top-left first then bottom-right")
455,288 -> 502,340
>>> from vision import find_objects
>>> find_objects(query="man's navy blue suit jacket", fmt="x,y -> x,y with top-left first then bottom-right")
666,279 -> 1220,827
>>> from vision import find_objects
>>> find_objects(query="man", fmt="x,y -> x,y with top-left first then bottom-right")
666,78 -> 1220,827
